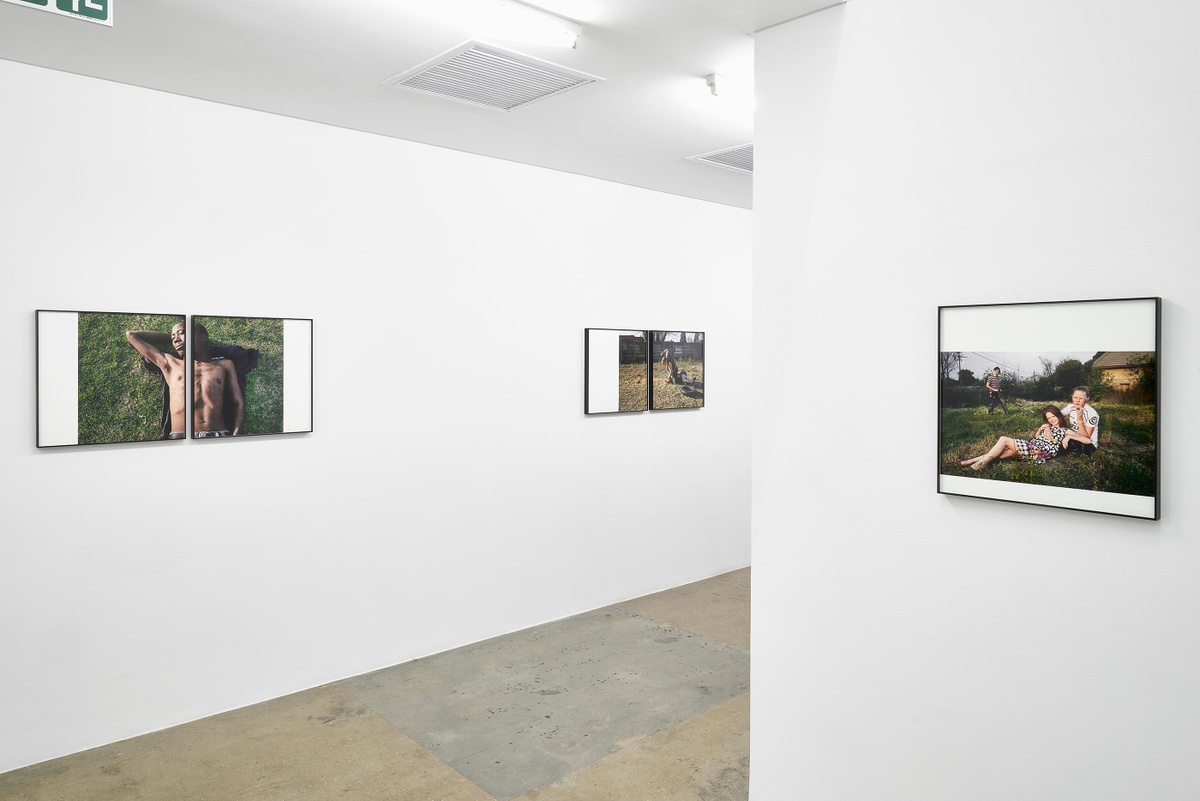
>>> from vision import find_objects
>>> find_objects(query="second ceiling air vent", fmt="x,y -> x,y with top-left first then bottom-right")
687,143 -> 754,174
383,41 -> 603,112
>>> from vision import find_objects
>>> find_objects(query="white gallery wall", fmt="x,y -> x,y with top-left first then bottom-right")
753,2 -> 1200,799
0,59 -> 752,772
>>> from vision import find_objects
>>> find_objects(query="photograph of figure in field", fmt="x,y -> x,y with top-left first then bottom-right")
190,315 -> 313,438
650,331 -> 704,410
190,316 -> 274,438
938,350 -> 1156,497
613,332 -> 649,412
584,329 -> 648,414
37,310 -> 187,447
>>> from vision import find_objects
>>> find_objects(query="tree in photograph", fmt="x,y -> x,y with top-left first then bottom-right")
1129,353 -> 1157,402
939,351 -> 962,383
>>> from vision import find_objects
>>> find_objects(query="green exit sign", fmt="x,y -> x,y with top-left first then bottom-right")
1,0 -> 112,25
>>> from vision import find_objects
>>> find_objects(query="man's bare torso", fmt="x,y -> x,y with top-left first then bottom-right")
194,359 -> 238,432
160,354 -> 188,434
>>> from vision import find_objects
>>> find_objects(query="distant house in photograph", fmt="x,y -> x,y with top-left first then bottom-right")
1093,351 -> 1145,392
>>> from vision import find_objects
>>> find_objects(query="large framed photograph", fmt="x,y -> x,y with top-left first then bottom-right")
650,330 -> 704,410
938,297 -> 1160,520
191,315 -> 313,438
37,309 -> 188,447
585,328 -> 649,414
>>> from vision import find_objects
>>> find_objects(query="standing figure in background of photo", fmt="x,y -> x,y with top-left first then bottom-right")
192,323 -> 244,437
660,348 -> 681,385
1061,385 -> 1100,456
959,405 -> 1092,470
125,323 -> 189,439
985,367 -> 1007,414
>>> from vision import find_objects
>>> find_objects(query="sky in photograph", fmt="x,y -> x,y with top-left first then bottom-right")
955,351 -> 1097,382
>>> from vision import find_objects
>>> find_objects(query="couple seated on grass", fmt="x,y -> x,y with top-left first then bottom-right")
961,387 -> 1100,471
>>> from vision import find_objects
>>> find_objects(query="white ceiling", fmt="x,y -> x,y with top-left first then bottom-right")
0,0 -> 839,209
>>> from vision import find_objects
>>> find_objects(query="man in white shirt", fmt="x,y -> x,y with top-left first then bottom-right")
1062,385 -> 1099,455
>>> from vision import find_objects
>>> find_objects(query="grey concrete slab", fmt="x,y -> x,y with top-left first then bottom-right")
616,573 -> 751,651
341,607 -> 749,800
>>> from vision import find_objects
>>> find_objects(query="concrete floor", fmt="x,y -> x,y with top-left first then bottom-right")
0,568 -> 750,801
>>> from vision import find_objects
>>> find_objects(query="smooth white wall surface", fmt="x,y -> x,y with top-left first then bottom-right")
753,2 -> 1200,799
0,59 -> 752,772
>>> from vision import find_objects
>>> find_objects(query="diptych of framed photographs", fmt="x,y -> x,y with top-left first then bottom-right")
938,297 -> 1160,520
585,328 -> 704,415
36,310 -> 313,447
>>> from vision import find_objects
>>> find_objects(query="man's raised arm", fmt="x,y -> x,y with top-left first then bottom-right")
126,331 -> 174,369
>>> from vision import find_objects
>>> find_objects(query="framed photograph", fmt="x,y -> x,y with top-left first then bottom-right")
938,297 -> 1160,520
650,331 -> 704,411
585,328 -> 649,414
37,309 -> 188,447
191,315 -> 313,438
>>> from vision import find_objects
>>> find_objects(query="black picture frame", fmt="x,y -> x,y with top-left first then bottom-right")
36,309 -> 188,448
649,330 -> 705,411
191,315 -> 313,439
937,297 -> 1160,520
584,328 -> 649,415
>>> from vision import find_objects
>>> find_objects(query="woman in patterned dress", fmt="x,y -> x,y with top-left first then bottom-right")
959,405 -> 1092,471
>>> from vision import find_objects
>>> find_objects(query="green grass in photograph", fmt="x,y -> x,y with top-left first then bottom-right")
939,401 -> 1156,497
652,358 -> 704,409
78,312 -> 183,445
618,363 -> 648,411
198,317 -> 284,435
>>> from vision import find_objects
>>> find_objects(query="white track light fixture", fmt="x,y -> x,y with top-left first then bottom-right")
704,72 -> 754,112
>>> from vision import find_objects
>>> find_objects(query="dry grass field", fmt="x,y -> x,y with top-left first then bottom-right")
617,363 -> 649,411
651,358 -> 705,409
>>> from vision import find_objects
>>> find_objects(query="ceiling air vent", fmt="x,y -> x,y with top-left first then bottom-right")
687,143 -> 754,175
383,41 -> 603,112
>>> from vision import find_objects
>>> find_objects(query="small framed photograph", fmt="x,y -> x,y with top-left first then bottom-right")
191,315 -> 313,438
938,297 -> 1160,520
37,309 -> 188,447
650,331 -> 704,410
585,328 -> 649,414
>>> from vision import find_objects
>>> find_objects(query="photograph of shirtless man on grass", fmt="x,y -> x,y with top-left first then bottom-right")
192,315 -> 304,438
128,315 -> 298,439
126,321 -> 248,438
37,310 -> 185,447
189,322 -> 245,438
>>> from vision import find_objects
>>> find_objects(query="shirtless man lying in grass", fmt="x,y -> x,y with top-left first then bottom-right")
126,321 -> 243,438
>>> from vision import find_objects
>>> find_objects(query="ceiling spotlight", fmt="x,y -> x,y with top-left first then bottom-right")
496,0 -> 583,49
703,72 -> 754,112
